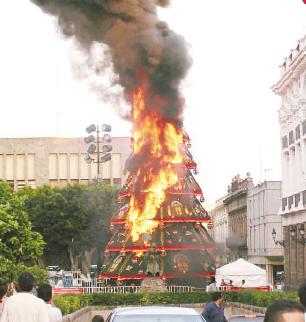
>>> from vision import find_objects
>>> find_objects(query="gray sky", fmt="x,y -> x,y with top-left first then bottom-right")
1,0 -> 306,203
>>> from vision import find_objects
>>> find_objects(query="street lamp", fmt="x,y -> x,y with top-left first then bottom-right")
272,227 -> 285,247
298,224 -> 306,245
289,225 -> 297,238
84,124 -> 112,183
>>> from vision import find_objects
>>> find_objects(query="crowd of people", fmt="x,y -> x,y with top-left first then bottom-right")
0,272 -> 106,322
201,282 -> 306,322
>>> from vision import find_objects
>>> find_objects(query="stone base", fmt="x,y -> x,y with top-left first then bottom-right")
139,277 -> 168,293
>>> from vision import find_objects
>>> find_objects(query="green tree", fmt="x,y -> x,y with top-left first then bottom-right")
24,183 -> 119,274
0,181 -> 45,283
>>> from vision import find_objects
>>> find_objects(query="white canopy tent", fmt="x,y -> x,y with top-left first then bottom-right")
215,258 -> 267,287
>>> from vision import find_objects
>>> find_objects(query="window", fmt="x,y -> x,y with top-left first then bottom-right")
295,193 -> 300,207
303,120 -> 306,135
282,198 -> 287,211
303,190 -> 306,206
103,179 -> 111,184
296,125 -> 301,140
288,196 -> 294,210
282,136 -> 288,149
289,131 -> 294,145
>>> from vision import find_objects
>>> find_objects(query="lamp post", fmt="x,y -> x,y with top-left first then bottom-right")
272,227 -> 285,247
84,124 -> 112,183
298,224 -> 306,245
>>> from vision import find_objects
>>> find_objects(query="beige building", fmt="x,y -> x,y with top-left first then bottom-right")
0,137 -> 131,189
224,174 -> 254,262
247,181 -> 283,286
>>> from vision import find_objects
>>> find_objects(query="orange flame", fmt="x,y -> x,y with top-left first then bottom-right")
127,84 -> 184,242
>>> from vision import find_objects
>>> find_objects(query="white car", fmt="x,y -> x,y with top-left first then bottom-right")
106,306 -> 207,322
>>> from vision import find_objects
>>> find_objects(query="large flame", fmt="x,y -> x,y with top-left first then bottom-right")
127,83 -> 184,242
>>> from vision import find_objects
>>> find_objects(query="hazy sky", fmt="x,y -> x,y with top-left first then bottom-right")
1,1 -> 306,203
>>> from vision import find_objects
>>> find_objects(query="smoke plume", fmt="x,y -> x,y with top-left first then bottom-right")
31,0 -> 191,125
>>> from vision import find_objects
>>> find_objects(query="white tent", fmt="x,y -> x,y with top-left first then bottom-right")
215,258 -> 267,287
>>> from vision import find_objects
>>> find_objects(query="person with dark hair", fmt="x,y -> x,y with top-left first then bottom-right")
264,300 -> 304,322
37,284 -> 62,322
298,282 -> 306,320
0,284 -> 8,317
207,276 -> 218,292
0,272 -> 48,322
201,291 -> 227,322
92,315 -> 105,322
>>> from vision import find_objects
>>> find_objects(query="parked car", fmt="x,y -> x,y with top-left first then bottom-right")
106,306 -> 207,322
228,314 -> 264,322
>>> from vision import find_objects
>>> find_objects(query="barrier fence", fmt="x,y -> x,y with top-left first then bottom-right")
53,285 -> 195,295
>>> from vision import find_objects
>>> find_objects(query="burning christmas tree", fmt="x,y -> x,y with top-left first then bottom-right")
100,81 -> 216,286
31,0 -> 217,285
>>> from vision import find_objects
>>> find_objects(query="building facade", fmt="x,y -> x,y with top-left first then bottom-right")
224,174 -> 254,261
209,196 -> 229,266
273,35 -> 306,289
0,137 -> 131,189
247,181 -> 284,286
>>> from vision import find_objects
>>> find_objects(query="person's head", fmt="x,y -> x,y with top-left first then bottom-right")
298,282 -> 306,309
17,272 -> 34,292
210,276 -> 216,284
264,300 -> 304,322
0,284 -> 8,300
211,292 -> 223,305
92,315 -> 104,322
37,284 -> 52,303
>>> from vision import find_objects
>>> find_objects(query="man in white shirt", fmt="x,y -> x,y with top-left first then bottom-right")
37,284 -> 62,322
0,272 -> 49,322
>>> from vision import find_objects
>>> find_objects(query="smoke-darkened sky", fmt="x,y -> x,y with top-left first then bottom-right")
0,0 -> 306,203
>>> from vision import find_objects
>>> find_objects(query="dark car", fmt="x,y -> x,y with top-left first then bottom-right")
228,314 -> 264,322
106,306 -> 207,322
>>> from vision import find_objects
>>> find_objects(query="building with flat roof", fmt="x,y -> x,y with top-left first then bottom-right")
0,137 -> 131,189
247,181 -> 283,286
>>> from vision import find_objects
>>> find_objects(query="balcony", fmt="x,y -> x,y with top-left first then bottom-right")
226,235 -> 247,249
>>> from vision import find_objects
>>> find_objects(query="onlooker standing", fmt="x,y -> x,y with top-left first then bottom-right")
207,277 -> 218,292
264,300 -> 304,322
0,284 -> 8,317
0,272 -> 49,322
201,292 -> 227,322
37,284 -> 62,322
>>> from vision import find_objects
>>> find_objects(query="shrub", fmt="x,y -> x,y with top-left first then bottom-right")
53,290 -> 299,316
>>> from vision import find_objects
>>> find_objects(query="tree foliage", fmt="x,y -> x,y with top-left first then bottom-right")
23,183 -> 119,272
0,181 -> 45,282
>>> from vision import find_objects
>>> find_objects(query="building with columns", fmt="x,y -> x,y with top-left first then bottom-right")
272,35 -> 306,289
0,137 -> 131,190
247,181 -> 283,286
224,174 -> 254,262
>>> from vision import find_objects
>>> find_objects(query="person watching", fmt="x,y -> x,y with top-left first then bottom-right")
0,272 -> 48,322
201,291 -> 227,322
264,299 -> 304,322
37,284 -> 62,322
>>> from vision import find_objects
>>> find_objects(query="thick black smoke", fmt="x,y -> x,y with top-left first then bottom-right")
31,0 -> 191,125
